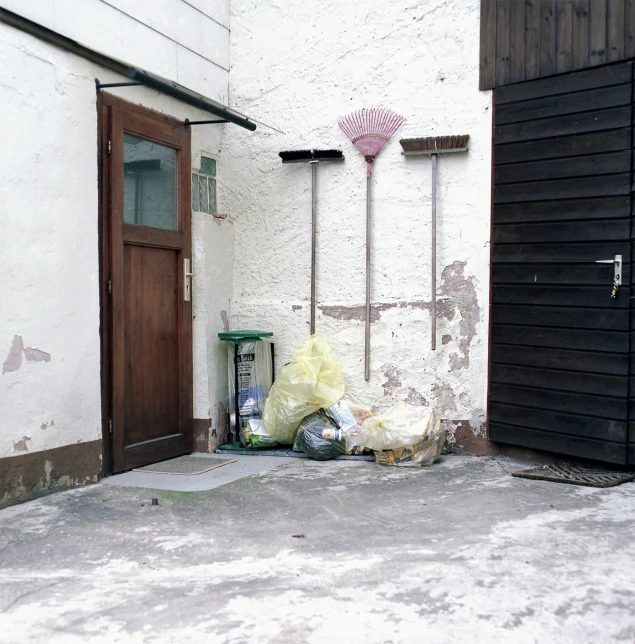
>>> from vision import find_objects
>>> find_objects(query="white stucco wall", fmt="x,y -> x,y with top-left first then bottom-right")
193,212 -> 235,444
222,0 -> 492,440
0,21 -> 233,458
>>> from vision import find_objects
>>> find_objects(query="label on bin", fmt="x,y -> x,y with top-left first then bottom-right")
237,351 -> 256,422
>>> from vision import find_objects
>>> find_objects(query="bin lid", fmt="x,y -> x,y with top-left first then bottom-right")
218,330 -> 274,343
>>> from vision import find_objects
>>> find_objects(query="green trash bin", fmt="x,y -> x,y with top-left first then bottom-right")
218,330 -> 275,448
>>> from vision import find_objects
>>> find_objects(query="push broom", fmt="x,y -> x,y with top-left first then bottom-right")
399,135 -> 470,350
339,108 -> 404,381
278,149 -> 344,334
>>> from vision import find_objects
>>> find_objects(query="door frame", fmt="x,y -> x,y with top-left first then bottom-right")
97,92 -> 193,476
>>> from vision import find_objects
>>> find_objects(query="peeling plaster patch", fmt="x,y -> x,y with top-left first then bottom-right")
291,305 -> 303,312
444,419 -> 495,455
405,388 -> 429,406
442,334 -> 452,345
2,335 -> 51,373
432,382 -> 458,414
2,335 -> 23,373
381,364 -> 402,396
320,300 -> 458,324
319,294 -> 467,324
320,302 -> 398,323
24,346 -> 51,362
439,261 -> 480,370
13,436 -> 31,453
219,310 -> 230,332
216,401 -> 227,441
193,419 -> 213,452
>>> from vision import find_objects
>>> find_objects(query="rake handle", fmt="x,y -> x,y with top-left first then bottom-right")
365,163 -> 372,381
431,154 -> 437,351
311,162 -> 317,335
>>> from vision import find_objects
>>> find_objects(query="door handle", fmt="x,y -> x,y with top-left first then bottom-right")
184,258 -> 193,302
595,254 -> 622,286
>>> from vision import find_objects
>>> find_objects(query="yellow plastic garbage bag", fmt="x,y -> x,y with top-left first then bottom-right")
263,334 -> 346,444
358,402 -> 444,466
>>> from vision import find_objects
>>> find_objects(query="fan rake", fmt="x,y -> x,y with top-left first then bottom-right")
339,108 -> 404,380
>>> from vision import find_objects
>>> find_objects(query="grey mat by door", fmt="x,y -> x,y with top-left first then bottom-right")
133,455 -> 237,475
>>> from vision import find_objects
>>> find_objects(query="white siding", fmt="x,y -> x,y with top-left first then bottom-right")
1,0 -> 229,102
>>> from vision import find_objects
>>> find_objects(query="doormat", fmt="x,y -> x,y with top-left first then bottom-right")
133,456 -> 237,476
512,463 -> 635,488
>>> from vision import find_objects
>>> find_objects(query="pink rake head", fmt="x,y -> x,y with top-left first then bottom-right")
339,108 -> 405,176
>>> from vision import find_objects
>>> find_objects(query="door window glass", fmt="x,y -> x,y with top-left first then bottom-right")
124,133 -> 178,230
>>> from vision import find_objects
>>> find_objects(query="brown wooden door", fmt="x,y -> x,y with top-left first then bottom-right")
489,62 -> 632,465
100,94 -> 193,473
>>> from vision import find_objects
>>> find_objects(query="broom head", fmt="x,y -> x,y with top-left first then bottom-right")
312,149 -> 344,161
339,108 -> 405,163
399,135 -> 470,153
279,150 -> 313,162
279,149 -> 344,163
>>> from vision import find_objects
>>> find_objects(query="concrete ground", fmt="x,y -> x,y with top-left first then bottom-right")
0,454 -> 634,644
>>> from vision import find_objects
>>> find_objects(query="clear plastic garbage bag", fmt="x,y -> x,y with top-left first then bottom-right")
263,333 -> 345,444
358,402 -> 444,466
227,339 -> 276,448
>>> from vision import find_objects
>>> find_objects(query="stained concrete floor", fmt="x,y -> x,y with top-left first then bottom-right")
0,454 -> 634,644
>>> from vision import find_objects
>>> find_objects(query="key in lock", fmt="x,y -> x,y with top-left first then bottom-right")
595,255 -> 622,299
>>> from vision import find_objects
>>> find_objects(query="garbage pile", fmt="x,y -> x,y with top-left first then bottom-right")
262,334 -> 444,467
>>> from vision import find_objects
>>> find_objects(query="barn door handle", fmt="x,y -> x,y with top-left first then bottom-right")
595,254 -> 622,286
184,258 -> 193,302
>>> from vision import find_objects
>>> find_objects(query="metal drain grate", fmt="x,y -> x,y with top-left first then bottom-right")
512,463 -> 635,488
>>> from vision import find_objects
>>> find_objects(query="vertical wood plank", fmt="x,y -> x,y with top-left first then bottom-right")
589,0 -> 607,66
625,0 -> 635,57
556,0 -> 573,73
109,102 -> 126,474
496,0 -> 511,86
572,0 -> 589,69
540,0 -> 557,76
509,0 -> 526,83
608,0 -> 625,62
525,0 -> 541,79
480,0 -> 497,90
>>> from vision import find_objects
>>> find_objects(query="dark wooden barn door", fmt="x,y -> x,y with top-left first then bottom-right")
489,62 -> 633,465
100,94 -> 193,473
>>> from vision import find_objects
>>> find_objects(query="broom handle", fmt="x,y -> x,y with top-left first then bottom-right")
431,154 -> 437,351
365,163 -> 371,381
310,162 -> 317,335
